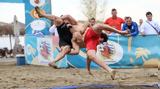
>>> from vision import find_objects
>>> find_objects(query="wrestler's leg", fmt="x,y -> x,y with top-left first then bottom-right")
35,6 -> 58,20
86,57 -> 92,75
49,46 -> 71,68
61,15 -> 78,25
87,50 -> 116,80
93,23 -> 127,35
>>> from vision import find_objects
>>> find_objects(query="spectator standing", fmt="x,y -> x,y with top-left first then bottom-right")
122,17 -> 139,37
104,8 -> 125,35
140,12 -> 160,35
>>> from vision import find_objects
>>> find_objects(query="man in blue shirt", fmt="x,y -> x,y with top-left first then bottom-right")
122,17 -> 139,36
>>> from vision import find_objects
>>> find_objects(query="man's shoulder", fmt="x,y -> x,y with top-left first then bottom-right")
104,17 -> 112,23
151,20 -> 159,24
144,20 -> 158,24
141,21 -> 148,25
132,22 -> 138,25
122,23 -> 127,27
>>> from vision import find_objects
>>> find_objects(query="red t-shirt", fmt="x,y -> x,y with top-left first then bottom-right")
104,17 -> 125,31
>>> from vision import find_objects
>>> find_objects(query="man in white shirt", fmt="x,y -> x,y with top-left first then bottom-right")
140,12 -> 160,35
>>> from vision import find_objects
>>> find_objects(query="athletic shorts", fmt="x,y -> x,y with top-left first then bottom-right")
59,38 -> 72,48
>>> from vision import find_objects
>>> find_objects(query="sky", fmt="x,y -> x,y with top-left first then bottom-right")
0,0 -> 160,24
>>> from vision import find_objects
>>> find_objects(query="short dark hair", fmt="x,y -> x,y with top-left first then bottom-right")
146,11 -> 152,16
112,8 -> 117,12
125,16 -> 132,20
100,32 -> 108,42
90,17 -> 95,21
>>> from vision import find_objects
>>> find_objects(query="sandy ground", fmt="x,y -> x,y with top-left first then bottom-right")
0,58 -> 159,89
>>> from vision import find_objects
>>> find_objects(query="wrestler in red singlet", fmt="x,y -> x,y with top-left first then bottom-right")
84,27 -> 100,51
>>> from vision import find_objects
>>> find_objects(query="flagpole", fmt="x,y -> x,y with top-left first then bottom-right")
13,15 -> 20,55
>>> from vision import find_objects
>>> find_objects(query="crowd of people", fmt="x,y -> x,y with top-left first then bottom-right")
103,8 -> 160,36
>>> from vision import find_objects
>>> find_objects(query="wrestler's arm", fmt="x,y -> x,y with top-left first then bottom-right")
61,15 -> 78,25
69,38 -> 80,55
93,24 -> 128,35
69,31 -> 84,55
43,14 -> 58,21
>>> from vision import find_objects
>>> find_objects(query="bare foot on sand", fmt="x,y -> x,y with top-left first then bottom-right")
110,70 -> 116,80
48,62 -> 58,69
88,71 -> 94,76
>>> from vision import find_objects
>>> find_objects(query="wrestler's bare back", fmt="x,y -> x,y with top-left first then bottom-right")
70,22 -> 87,34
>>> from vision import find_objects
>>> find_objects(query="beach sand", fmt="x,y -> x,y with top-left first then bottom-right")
0,58 -> 159,89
